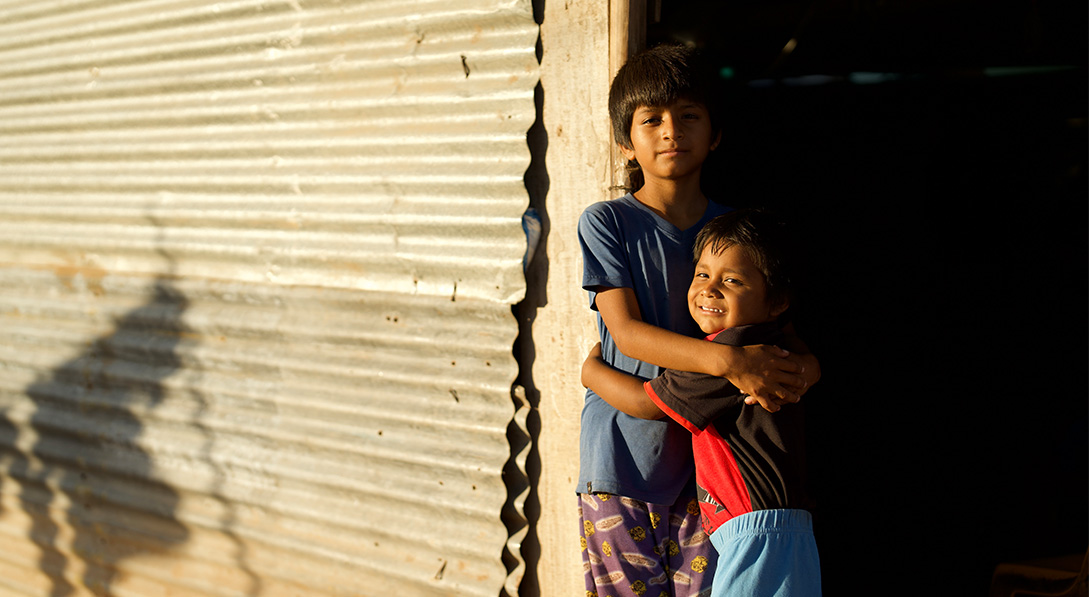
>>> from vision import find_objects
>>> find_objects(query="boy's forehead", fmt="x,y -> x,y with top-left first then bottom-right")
697,244 -> 755,272
635,99 -> 708,112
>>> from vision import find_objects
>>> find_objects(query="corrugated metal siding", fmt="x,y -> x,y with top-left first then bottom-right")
0,1 -> 538,595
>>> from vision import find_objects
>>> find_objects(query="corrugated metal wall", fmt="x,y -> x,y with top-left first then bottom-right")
0,1 -> 538,595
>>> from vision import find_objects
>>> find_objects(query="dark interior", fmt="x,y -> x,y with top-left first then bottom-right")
648,1 -> 1088,594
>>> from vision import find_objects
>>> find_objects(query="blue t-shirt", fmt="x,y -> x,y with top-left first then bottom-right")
577,193 -> 732,504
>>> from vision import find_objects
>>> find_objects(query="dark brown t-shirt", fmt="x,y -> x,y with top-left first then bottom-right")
645,321 -> 811,535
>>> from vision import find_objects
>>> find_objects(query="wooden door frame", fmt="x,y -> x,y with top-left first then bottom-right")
608,0 -> 647,193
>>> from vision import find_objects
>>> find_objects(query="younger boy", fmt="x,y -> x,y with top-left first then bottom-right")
583,209 -> 822,597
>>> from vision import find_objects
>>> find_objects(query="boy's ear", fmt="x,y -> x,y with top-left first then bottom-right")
618,142 -> 636,162
710,130 -> 722,151
770,298 -> 790,318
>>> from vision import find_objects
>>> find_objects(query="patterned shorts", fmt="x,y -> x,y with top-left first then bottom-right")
579,492 -> 716,597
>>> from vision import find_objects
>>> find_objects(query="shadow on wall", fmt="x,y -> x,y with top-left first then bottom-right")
0,200 -> 269,594
7,277 -> 264,592
9,279 -> 191,595
1,274 -> 260,596
513,13 -> 551,591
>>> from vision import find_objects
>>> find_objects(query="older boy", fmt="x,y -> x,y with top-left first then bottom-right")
583,209 -> 821,597
577,44 -> 819,596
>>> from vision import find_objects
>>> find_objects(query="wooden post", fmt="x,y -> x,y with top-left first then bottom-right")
609,0 -> 646,194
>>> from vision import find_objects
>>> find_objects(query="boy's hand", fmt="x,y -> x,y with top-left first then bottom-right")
722,344 -> 807,413
742,349 -> 819,410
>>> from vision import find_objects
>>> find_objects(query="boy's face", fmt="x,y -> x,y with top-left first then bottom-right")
620,100 -> 719,184
687,243 -> 787,334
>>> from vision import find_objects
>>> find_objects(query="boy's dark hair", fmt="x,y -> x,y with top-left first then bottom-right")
609,44 -> 717,149
609,44 -> 719,190
693,209 -> 796,310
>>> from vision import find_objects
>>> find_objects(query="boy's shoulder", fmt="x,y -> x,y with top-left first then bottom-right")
580,196 -> 732,244
709,321 -> 785,347
579,194 -> 639,220
578,194 -> 645,237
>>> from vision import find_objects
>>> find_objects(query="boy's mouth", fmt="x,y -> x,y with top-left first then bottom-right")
697,305 -> 724,314
658,145 -> 687,155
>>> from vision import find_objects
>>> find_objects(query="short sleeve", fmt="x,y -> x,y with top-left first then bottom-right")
578,203 -> 633,296
646,370 -> 745,432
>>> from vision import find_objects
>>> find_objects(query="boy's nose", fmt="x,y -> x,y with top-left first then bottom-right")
662,117 -> 683,140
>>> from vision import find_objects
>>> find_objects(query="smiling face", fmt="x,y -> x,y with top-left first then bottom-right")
687,243 -> 788,334
620,100 -> 720,185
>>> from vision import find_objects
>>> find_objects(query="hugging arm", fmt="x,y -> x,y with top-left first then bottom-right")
581,343 -> 664,420
743,323 -> 821,406
594,286 -> 809,412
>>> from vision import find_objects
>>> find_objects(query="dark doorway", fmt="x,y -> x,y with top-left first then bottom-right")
650,2 -> 1088,595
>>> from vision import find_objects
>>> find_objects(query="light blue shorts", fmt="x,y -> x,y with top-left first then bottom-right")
709,509 -> 822,597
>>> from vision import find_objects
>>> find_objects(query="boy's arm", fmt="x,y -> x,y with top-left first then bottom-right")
595,286 -> 806,412
581,344 -> 665,420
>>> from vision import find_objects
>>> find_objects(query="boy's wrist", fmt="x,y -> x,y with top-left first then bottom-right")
714,344 -> 743,379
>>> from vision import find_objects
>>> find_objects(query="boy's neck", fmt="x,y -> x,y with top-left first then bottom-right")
632,177 -> 708,231
704,317 -> 775,338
